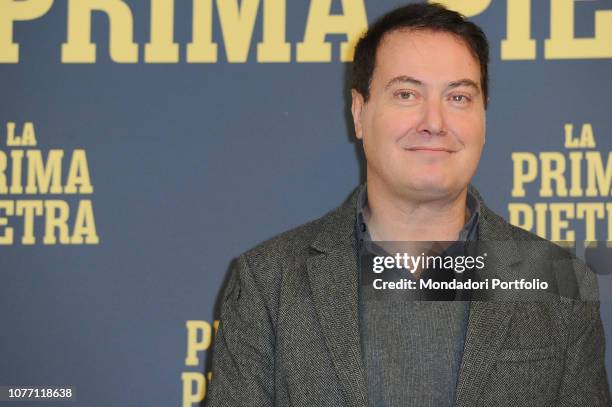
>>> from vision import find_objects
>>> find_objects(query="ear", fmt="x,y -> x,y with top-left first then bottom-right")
483,114 -> 487,145
351,89 -> 365,140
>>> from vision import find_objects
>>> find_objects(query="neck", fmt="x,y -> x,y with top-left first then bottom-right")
364,178 -> 469,242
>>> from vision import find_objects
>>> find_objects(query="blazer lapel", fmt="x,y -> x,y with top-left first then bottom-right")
306,190 -> 369,407
456,193 -> 523,406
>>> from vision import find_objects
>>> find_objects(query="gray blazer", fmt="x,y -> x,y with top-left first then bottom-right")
206,186 -> 611,407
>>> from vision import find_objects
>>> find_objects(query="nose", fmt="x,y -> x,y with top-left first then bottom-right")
416,98 -> 446,136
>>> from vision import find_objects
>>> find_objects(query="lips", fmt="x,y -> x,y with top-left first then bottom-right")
405,146 -> 455,153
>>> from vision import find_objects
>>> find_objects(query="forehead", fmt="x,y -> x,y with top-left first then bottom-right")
373,29 -> 481,88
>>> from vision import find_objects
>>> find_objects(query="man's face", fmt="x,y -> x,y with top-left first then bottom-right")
351,29 -> 486,202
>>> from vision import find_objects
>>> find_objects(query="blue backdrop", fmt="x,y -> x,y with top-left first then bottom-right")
1,0 -> 611,405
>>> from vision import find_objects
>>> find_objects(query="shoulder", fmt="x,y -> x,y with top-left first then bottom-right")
472,184 -> 572,261
240,213 -> 327,271
477,193 -> 598,304
223,196 -> 355,324
238,187 -> 360,271
484,206 -> 573,259
231,189 -> 355,288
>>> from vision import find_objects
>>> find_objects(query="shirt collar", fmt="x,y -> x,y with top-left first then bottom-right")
355,184 -> 480,243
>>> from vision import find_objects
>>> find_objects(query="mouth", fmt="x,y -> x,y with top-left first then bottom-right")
405,146 -> 455,153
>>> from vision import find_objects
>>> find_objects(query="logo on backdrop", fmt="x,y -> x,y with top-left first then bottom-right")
182,319 -> 218,406
0,0 -> 611,64
0,121 -> 99,245
509,123 -> 611,246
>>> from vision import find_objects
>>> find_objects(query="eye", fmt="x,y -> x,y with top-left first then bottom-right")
449,94 -> 471,104
394,90 -> 416,101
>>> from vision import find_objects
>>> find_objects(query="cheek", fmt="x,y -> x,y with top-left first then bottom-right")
450,114 -> 486,147
369,108 -> 417,143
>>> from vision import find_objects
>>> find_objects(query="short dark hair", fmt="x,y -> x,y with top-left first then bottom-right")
351,3 -> 490,108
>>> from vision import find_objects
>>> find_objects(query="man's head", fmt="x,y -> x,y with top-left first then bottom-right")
350,3 -> 490,202
352,3 -> 489,107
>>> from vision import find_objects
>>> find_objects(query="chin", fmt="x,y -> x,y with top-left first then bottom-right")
401,178 -> 461,200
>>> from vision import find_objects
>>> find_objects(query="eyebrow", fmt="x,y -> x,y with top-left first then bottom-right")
384,76 -> 481,94
384,76 -> 422,91
448,79 -> 481,94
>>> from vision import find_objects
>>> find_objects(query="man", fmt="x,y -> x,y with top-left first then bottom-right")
206,3 -> 610,406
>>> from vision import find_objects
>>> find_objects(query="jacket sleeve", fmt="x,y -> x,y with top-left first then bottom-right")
205,255 -> 276,407
558,260 -> 612,406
